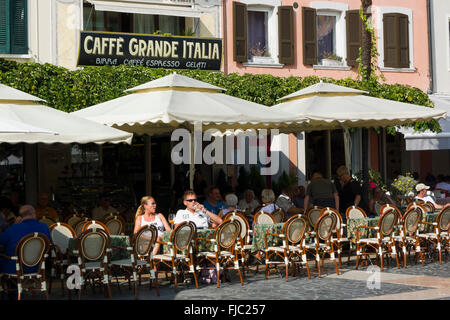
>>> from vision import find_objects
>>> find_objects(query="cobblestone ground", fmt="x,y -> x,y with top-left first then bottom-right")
36,256 -> 449,300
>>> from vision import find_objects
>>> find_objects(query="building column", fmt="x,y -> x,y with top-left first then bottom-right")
296,132 -> 306,186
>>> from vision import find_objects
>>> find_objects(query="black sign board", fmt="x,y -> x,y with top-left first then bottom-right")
77,31 -> 223,71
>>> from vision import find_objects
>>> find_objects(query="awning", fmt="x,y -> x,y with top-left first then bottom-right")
402,95 -> 450,151
87,0 -> 202,18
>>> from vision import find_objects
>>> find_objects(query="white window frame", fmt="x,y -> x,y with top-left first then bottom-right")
447,15 -> 450,72
310,1 -> 349,69
377,6 -> 415,72
241,0 -> 283,68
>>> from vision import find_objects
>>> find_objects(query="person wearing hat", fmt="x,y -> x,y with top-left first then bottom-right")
415,183 -> 450,210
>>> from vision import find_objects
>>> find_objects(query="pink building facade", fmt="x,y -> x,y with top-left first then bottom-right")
221,0 -> 432,184
223,0 -> 430,92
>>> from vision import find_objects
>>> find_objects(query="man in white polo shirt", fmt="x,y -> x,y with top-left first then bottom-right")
174,190 -> 223,229
415,183 -> 450,210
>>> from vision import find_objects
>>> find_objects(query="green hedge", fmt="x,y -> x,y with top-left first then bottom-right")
0,58 -> 439,133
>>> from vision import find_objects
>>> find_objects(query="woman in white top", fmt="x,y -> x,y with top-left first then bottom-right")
134,196 -> 171,255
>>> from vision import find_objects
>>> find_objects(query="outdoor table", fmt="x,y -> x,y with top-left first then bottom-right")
161,228 -> 215,254
67,235 -> 130,261
251,223 -> 285,252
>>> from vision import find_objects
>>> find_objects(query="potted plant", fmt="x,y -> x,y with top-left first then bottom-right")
249,42 -> 272,63
321,52 -> 343,66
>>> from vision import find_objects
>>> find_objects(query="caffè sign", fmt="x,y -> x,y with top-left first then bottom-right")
77,31 -> 223,71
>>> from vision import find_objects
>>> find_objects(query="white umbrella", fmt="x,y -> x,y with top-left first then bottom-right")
0,118 -> 57,134
0,83 -> 133,144
400,96 -> 450,150
72,72 -> 302,134
72,72 -> 306,188
272,81 -> 447,169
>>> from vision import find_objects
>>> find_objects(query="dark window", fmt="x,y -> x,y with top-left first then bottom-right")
83,2 -> 185,35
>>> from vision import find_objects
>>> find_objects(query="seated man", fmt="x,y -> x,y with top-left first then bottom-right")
35,192 -> 59,222
0,205 -> 51,275
415,183 -> 450,210
174,190 -> 223,229
203,186 -> 228,216
91,194 -> 119,220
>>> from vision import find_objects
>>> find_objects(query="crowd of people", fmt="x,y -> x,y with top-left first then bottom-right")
1,166 -> 449,299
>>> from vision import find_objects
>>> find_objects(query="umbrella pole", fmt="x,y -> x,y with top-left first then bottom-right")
145,135 -> 152,196
189,132 -> 194,190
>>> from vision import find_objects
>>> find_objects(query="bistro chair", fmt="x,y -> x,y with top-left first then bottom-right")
305,213 -> 340,277
73,228 -> 112,299
355,208 -> 400,271
65,213 -> 86,230
374,202 -> 383,216
39,216 -> 56,227
110,224 -> 159,299
272,208 -> 286,223
323,208 -> 350,267
379,204 -> 403,220
253,211 -> 276,225
406,202 -> 428,216
48,222 -> 76,296
392,207 -> 425,267
419,206 -> 450,264
264,214 -> 310,281
81,220 -> 110,235
0,233 -> 51,300
196,220 -> 244,288
73,217 -> 90,236
223,211 -> 253,274
153,221 -> 199,291
305,206 -> 323,231
345,206 -> 368,220
422,201 -> 436,213
103,215 -> 125,235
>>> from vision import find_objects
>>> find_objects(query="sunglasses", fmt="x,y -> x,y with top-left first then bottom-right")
185,199 -> 197,202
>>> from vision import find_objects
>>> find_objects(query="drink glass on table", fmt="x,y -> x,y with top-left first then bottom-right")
168,213 -> 175,225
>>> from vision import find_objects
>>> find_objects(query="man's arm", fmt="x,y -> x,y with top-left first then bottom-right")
334,192 -> 339,212
304,195 -> 310,211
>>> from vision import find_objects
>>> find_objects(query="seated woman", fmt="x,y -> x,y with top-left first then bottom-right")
174,190 -> 223,229
134,196 -> 171,255
259,189 -> 279,214
221,193 -> 239,216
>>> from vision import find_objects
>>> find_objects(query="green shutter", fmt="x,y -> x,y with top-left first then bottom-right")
11,0 -> 27,54
302,7 -> 317,65
0,0 -> 10,53
346,10 -> 362,67
278,6 -> 294,65
233,1 -> 247,62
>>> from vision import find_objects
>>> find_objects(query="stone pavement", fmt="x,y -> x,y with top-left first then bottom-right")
34,257 -> 450,300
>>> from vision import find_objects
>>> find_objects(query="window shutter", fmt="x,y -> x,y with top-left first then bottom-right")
302,7 -> 316,65
383,14 -> 397,68
383,13 -> 409,68
233,1 -> 247,62
346,10 -> 362,67
0,0 -> 10,53
398,14 -> 409,68
278,6 -> 294,65
11,0 -> 27,54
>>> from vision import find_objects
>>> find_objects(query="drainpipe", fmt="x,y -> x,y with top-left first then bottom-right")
426,0 -> 434,94
222,0 -> 228,74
